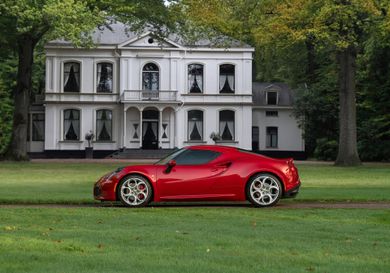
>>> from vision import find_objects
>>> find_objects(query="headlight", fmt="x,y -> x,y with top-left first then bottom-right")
106,172 -> 116,181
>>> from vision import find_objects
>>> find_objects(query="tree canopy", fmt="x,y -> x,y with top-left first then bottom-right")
177,0 -> 390,164
0,0 -> 171,160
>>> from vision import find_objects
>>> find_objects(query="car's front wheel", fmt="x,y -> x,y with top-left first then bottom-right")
117,175 -> 153,207
246,173 -> 282,207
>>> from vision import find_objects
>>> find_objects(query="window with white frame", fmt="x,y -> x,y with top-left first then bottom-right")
219,64 -> 235,93
266,91 -> 278,105
142,63 -> 159,91
96,109 -> 112,141
266,127 -> 278,148
188,64 -> 203,93
188,110 -> 203,141
97,63 -> 113,93
64,62 -> 80,92
219,110 -> 235,140
32,113 -> 45,141
64,109 -> 80,140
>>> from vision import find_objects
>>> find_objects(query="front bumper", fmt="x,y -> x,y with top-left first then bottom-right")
282,182 -> 300,199
93,174 -> 118,201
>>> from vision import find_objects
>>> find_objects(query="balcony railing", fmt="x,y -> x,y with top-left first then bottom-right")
122,90 -> 178,101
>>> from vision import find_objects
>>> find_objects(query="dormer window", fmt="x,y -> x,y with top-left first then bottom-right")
219,64 -> 235,93
64,62 -> 80,92
97,63 -> 113,93
188,64 -> 203,93
266,91 -> 278,105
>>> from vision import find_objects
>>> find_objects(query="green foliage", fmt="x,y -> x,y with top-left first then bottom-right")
313,138 -> 338,161
178,0 -> 390,162
0,80 -> 13,156
0,54 -> 17,157
0,0 -> 105,46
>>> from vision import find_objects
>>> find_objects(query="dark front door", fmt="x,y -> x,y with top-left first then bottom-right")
252,126 -> 259,151
142,121 -> 158,149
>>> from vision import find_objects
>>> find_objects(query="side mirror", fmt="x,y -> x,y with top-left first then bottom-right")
164,160 -> 176,174
168,160 -> 176,168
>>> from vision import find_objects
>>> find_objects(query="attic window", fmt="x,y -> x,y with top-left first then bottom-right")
148,38 -> 154,44
266,91 -> 278,105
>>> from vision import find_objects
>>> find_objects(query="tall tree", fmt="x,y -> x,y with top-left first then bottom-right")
179,0 -> 389,166
0,0 -> 171,160
0,0 -> 104,160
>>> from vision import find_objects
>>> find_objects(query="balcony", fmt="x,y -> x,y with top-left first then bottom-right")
121,90 -> 178,102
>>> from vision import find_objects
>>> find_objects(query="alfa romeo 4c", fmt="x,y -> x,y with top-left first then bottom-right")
94,145 -> 300,207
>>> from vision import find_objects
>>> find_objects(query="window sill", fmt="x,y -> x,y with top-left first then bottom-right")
182,93 -> 250,96
59,140 -> 83,143
92,141 -> 116,143
265,147 -> 279,149
215,140 -> 238,144
183,140 -> 207,144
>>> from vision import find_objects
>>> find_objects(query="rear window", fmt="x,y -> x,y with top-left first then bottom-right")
174,149 -> 221,165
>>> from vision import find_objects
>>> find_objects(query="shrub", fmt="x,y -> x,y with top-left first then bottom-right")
0,80 -> 13,156
313,138 -> 338,161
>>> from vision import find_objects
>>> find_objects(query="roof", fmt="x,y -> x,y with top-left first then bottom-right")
47,22 -> 253,49
252,82 -> 294,107
188,145 -> 239,153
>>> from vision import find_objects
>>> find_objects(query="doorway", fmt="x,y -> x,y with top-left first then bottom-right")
142,109 -> 159,149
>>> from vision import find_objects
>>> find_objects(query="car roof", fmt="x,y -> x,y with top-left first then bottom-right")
187,145 -> 240,153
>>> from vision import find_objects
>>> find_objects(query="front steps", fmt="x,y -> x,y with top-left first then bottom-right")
107,148 -> 175,159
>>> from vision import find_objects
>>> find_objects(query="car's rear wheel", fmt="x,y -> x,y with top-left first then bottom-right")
246,173 -> 282,207
118,175 -> 152,207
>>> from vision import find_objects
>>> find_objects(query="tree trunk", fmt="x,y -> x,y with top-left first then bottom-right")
335,46 -> 361,166
6,36 -> 36,160
305,37 -> 317,83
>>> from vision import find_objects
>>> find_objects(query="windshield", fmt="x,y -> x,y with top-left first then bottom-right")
155,148 -> 186,165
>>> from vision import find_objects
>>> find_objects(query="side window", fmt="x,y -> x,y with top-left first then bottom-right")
174,149 -> 221,165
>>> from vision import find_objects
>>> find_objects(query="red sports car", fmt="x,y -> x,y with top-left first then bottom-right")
93,145 -> 300,207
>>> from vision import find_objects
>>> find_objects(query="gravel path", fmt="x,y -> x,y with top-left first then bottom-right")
1,202 -> 390,209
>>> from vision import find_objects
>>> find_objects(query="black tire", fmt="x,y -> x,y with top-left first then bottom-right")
246,173 -> 283,207
117,175 -> 153,207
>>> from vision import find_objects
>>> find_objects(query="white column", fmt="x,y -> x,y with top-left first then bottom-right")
159,108 -> 163,149
174,109 -> 177,148
123,107 -> 127,148
139,109 -> 143,148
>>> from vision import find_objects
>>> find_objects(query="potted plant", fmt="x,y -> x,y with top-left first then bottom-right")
85,130 -> 94,159
210,132 -> 221,143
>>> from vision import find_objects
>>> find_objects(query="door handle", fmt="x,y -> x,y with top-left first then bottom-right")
216,162 -> 232,168
211,162 -> 232,172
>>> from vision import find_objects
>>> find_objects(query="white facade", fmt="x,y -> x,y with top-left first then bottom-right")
252,108 -> 304,151
42,31 -> 254,152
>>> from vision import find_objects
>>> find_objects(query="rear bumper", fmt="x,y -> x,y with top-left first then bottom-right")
283,182 -> 300,199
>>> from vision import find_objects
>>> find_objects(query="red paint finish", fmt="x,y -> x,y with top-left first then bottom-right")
93,145 -> 301,203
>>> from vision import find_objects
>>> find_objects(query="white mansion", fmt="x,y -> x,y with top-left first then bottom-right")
27,23 -> 305,158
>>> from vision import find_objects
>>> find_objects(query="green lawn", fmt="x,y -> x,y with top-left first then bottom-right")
1,207 -> 389,273
0,161 -> 389,203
